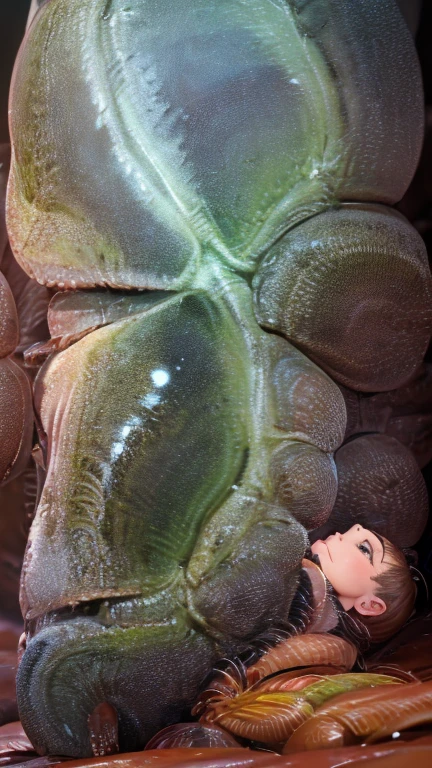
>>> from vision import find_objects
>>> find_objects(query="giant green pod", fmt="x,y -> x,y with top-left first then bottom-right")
8,0 -> 422,286
8,0 -> 430,757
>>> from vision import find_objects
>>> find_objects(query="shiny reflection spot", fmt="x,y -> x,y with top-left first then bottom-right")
151,369 -> 170,387
141,392 -> 161,410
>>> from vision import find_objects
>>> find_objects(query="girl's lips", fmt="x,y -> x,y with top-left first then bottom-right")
313,539 -> 333,562
321,539 -> 333,561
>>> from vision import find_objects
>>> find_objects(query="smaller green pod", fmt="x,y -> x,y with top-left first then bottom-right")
17,615 -> 216,756
23,291 -> 249,620
268,337 -> 346,453
185,330 -> 345,641
270,441 -> 337,532
254,204 -> 432,392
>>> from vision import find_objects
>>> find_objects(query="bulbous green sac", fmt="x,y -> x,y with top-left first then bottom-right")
254,205 -> 432,392
8,0 -> 422,288
17,618 -> 217,755
19,279 -> 346,754
25,288 -> 345,625
7,0 -> 429,758
24,291 -> 250,618
270,442 -> 337,533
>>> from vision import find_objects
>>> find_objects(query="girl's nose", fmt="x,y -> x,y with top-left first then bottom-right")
336,532 -> 343,541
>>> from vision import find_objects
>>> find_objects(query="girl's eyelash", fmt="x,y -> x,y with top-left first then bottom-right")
358,540 -> 373,561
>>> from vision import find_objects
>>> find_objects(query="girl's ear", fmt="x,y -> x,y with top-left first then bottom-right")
354,594 -> 386,616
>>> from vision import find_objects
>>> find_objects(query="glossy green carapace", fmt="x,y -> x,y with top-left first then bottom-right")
7,0 -> 432,757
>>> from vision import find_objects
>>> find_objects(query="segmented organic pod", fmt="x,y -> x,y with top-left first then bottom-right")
284,679 -> 432,752
5,0 -> 431,758
199,673 -> 401,744
245,634 -> 357,686
192,632 -> 355,721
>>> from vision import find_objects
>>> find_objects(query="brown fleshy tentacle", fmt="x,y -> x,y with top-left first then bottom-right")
245,634 -> 357,687
192,657 -> 249,719
285,679 -> 432,752
200,673 -> 401,744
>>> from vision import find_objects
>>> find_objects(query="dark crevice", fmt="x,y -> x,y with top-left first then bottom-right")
232,447 -> 249,489
102,0 -> 114,22
25,593 -> 143,639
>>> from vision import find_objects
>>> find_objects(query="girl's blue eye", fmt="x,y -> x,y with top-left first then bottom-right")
358,541 -> 373,562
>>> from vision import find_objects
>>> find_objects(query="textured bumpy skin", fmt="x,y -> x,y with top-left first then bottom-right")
0,146 -> 34,490
6,0 -> 431,757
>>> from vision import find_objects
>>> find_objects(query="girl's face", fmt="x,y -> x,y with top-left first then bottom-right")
311,524 -> 394,614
